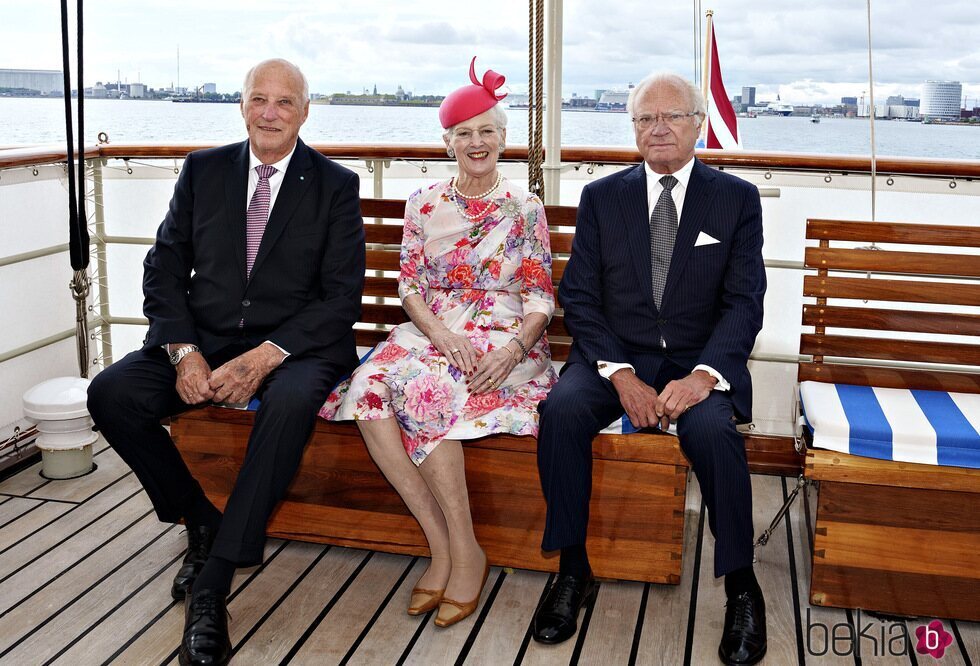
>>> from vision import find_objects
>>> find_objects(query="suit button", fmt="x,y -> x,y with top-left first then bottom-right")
657,318 -> 666,325
242,299 -> 251,307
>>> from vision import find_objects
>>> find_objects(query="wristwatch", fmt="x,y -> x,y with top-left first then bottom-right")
168,344 -> 201,366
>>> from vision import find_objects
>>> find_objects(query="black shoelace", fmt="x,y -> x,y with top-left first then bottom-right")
726,593 -> 754,632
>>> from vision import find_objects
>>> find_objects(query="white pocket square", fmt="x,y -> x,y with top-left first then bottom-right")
694,231 -> 720,247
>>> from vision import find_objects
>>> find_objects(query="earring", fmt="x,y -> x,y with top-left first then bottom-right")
447,147 -> 456,158
498,143 -> 505,154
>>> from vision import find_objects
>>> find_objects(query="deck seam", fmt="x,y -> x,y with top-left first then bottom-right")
225,544 -> 330,662
0,487 -> 143,585
0,472 -> 134,560
280,549 -> 375,664
455,567 -> 508,665
628,583 -> 651,665
782,476 -> 807,666
568,578 -> 599,664
513,571 -> 554,665
682,495 -> 707,666
0,521 -> 175,659
0,506 -> 154,620
44,539 -> 184,665
338,555 -> 419,665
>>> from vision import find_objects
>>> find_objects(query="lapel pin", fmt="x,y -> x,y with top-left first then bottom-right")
299,176 -> 305,180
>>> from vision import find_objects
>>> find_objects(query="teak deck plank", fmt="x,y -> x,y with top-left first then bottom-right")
49,557 -> 184,666
0,474 -> 145,601
343,557 -> 431,665
231,547 -> 368,664
465,567 -> 552,665
577,578 -> 646,665
288,551 -> 415,663
112,542 -> 283,665
635,472 -> 702,664
0,509 -> 165,652
0,499 -> 73,552
0,519 -> 180,663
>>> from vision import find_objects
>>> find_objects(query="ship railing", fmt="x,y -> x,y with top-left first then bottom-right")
2,143 -> 979,441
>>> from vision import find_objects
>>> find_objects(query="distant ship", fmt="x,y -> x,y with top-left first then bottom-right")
595,89 -> 629,112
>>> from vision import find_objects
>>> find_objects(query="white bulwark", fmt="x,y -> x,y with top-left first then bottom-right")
0,69 -> 64,95
920,80 -> 962,120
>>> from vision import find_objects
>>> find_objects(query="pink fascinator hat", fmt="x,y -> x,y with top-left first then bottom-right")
438,56 -> 508,128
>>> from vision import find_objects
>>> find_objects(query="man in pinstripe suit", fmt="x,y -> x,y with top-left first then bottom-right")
532,73 -> 767,665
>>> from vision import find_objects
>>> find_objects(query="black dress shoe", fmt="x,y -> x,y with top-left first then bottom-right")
172,525 -> 217,600
718,589 -> 767,665
179,588 -> 231,666
531,573 -> 597,644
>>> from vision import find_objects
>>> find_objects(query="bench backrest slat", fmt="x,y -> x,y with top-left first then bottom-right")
798,362 -> 980,393
807,219 -> 980,247
802,305 -> 980,336
800,333 -> 980,366
805,247 -> 980,278
803,276 -> 980,306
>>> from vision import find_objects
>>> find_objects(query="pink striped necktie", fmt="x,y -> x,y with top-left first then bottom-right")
245,164 -> 278,278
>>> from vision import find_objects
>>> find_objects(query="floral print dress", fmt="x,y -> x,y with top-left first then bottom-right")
319,178 -> 557,465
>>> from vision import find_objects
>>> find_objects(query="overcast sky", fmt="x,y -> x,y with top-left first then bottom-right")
3,0 -> 979,105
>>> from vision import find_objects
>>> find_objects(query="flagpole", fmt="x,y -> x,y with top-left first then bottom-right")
701,9 -> 713,145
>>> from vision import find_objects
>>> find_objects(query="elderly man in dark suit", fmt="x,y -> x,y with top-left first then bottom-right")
87,58 -> 364,666
532,73 -> 766,665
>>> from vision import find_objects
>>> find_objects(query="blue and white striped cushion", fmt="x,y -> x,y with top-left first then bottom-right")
800,381 -> 980,469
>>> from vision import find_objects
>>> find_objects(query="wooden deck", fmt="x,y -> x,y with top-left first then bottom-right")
1,441 -> 978,665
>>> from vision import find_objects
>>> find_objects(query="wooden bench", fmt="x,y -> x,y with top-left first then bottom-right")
171,198 -> 691,584
799,218 -> 980,621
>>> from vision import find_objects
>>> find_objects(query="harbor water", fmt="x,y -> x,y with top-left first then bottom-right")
2,97 -> 978,159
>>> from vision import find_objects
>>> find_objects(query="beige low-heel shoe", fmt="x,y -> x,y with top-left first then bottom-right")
408,587 -> 445,615
433,562 -> 490,628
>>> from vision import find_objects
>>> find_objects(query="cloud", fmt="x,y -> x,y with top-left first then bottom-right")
1,0 -> 976,105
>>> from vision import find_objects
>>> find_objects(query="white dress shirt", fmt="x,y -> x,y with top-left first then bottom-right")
246,144 -> 296,216
597,157 -> 729,392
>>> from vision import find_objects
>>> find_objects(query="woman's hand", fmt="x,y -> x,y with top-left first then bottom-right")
430,328 -> 479,374
470,347 -> 519,394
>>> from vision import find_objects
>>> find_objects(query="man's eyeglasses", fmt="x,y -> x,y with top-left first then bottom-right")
631,112 -> 701,130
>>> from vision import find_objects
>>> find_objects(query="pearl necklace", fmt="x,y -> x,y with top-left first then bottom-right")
451,173 -> 502,221
452,172 -> 502,200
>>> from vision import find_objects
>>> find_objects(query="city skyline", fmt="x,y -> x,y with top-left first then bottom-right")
2,0 -> 979,106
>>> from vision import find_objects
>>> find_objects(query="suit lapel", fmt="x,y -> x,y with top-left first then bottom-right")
224,141 -> 249,286
618,164 -> 658,312
249,138 -> 315,280
662,158 -> 716,306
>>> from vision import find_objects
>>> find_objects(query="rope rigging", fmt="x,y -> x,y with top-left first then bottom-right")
60,0 -> 91,377
527,0 -> 545,199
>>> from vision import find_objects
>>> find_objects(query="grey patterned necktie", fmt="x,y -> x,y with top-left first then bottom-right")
650,174 -> 678,309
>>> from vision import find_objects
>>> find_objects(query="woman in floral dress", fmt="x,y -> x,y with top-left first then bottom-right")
319,58 -> 556,627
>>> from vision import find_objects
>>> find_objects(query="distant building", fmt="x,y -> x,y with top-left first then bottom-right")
0,68 -> 64,95
129,83 -> 146,99
741,86 -> 756,107
920,81 -> 962,120
202,82 -> 216,94
885,94 -> 905,106
841,96 -> 857,106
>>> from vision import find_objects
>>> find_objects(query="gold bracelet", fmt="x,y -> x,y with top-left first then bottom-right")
505,342 -> 522,361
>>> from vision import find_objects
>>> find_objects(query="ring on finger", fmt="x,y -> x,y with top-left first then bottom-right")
488,378 -> 497,388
